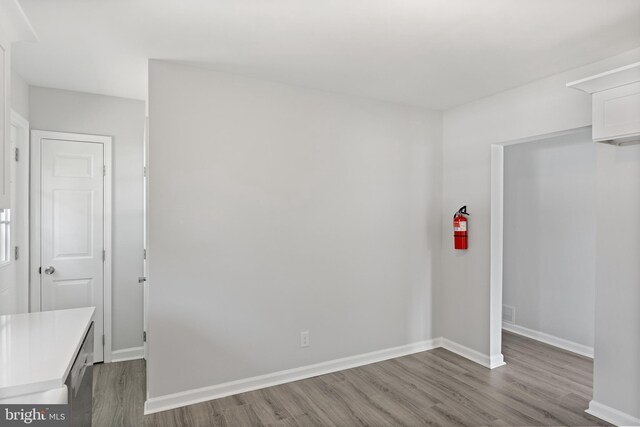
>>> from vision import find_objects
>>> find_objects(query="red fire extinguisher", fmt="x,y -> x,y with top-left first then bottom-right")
454,206 -> 469,250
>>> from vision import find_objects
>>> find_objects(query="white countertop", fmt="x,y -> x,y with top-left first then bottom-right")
0,307 -> 95,399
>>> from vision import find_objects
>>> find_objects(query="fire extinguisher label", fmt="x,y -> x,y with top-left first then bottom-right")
455,223 -> 467,232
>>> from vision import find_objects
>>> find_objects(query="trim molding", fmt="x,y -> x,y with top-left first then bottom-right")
502,322 -> 594,358
144,336 -> 509,414
0,0 -> 39,43
111,346 -> 145,363
488,354 -> 506,369
441,338 -> 506,369
144,338 -> 442,414
586,400 -> 640,426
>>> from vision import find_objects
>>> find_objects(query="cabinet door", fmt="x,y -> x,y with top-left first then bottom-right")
0,40 -> 8,209
592,81 -> 640,142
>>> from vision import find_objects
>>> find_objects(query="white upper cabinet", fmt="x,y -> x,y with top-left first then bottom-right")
591,81 -> 640,143
567,62 -> 640,146
0,1 -> 38,209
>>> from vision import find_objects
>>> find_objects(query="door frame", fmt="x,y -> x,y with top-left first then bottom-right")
10,109 -> 29,313
143,116 -> 149,364
30,130 -> 114,362
488,125 -> 591,362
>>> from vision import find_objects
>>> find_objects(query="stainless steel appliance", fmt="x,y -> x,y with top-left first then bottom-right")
66,322 -> 94,427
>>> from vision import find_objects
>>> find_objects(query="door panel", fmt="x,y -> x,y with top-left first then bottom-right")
40,138 -> 104,361
53,190 -> 94,258
48,278 -> 94,309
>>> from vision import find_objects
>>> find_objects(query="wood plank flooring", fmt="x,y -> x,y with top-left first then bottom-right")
93,332 -> 609,426
92,358 -> 146,426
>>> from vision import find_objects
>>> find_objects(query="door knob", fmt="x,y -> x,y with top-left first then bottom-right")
44,266 -> 56,275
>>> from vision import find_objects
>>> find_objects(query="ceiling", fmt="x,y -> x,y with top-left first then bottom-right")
12,0 -> 640,110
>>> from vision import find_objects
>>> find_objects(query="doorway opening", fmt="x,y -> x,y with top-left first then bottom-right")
489,126 -> 594,362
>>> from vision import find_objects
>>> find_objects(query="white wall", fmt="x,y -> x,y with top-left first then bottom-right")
503,130 -> 596,348
0,70 -> 29,315
147,60 -> 442,399
29,87 -> 146,352
593,144 -> 640,420
10,70 -> 28,120
439,46 -> 640,421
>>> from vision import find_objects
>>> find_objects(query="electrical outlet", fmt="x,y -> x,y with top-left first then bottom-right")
300,331 -> 310,348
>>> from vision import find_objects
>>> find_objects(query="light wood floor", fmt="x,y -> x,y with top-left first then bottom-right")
93,331 -> 609,426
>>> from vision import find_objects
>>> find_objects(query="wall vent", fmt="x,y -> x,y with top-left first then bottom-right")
502,305 -> 516,324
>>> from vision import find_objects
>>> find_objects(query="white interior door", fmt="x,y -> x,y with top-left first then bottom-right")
39,136 -> 105,361
12,113 -> 30,314
0,112 -> 29,315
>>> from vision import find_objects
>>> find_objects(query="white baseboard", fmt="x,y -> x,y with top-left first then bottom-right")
144,336 -> 510,414
111,346 -> 145,362
586,400 -> 640,426
502,322 -> 594,358
144,338 -> 441,414
488,353 -> 506,369
440,338 -> 506,369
